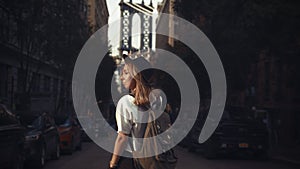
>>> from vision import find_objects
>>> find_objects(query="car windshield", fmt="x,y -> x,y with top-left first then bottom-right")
20,115 -> 43,129
55,117 -> 71,127
0,105 -> 18,126
31,116 -> 43,129
223,107 -> 255,121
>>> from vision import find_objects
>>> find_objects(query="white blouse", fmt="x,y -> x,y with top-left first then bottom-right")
115,94 -> 149,152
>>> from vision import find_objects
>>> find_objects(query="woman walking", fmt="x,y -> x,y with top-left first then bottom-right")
108,53 -> 153,169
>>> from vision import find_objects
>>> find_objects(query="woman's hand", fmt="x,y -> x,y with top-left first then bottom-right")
108,164 -> 118,169
109,160 -> 118,169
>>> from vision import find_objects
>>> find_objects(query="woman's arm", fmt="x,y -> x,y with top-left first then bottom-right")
110,132 -> 129,168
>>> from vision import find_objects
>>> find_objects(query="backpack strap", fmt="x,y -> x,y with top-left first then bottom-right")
147,110 -> 160,159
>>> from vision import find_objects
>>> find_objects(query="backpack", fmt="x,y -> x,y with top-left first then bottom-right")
132,110 -> 177,169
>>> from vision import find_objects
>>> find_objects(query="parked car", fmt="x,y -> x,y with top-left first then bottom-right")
20,113 -> 60,168
0,104 -> 26,169
187,106 -> 269,159
55,115 -> 82,154
77,116 -> 93,142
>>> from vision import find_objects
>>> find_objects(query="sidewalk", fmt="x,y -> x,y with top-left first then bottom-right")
270,145 -> 300,166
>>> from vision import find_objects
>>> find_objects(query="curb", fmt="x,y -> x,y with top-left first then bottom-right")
271,156 -> 300,166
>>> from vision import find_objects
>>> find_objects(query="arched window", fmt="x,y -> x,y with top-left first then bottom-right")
131,13 -> 141,50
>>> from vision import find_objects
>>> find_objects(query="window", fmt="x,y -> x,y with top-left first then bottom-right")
0,64 -> 8,97
264,62 -> 270,101
60,80 -> 65,96
44,75 -> 51,92
31,73 -> 40,92
275,60 -> 282,101
66,82 -> 71,99
53,78 -> 58,94
17,68 -> 26,92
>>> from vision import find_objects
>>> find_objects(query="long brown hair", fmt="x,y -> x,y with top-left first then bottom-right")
125,58 -> 152,107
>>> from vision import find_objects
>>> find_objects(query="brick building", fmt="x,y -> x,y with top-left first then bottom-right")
245,49 -> 300,148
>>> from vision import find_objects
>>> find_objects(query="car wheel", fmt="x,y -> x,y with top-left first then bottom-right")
204,148 -> 217,159
67,139 -> 74,155
36,145 -> 46,168
255,150 -> 269,160
52,141 -> 60,160
203,141 -> 217,159
77,139 -> 82,151
188,145 -> 196,153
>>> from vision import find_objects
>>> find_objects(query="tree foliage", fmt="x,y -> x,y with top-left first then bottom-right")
1,0 -> 89,92
175,0 -> 300,90
0,0 -> 90,113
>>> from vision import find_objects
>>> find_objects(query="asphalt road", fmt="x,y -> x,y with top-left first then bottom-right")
29,142 -> 299,169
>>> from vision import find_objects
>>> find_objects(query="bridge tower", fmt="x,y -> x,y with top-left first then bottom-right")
119,0 -> 155,56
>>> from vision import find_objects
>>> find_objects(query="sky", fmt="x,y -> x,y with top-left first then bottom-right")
106,0 -> 163,56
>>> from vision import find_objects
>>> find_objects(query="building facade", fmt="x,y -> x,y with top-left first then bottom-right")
87,0 -> 109,34
245,49 -> 300,148
0,0 -> 109,116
